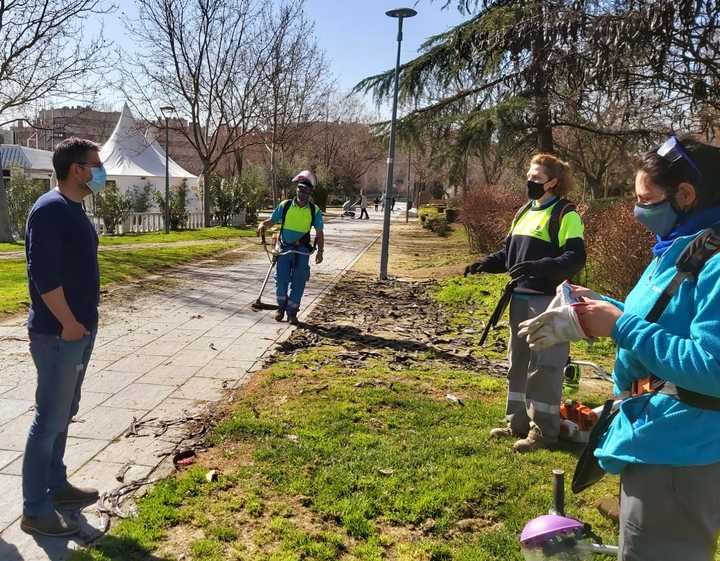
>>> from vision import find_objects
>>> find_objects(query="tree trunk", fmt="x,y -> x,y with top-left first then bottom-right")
532,14 -> 554,155
235,148 -> 244,178
270,141 -> 277,207
535,92 -> 554,154
202,167 -> 211,226
0,175 -> 14,242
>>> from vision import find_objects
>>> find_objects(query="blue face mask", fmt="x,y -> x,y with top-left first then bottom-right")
87,166 -> 107,193
634,199 -> 679,237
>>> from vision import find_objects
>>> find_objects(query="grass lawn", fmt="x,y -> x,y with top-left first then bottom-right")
0,242 -> 238,316
71,339 -> 619,561
72,222 -> 622,561
0,241 -> 24,253
0,227 -> 255,252
98,227 -> 255,246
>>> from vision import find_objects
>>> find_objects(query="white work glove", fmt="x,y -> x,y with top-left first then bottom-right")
518,304 -> 589,351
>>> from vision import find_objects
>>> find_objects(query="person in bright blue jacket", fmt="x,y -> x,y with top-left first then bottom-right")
573,136 -> 720,561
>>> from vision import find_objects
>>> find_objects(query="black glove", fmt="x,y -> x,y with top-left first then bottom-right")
464,261 -> 485,277
508,258 -> 554,280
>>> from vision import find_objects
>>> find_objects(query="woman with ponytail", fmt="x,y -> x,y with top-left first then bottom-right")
465,154 -> 587,452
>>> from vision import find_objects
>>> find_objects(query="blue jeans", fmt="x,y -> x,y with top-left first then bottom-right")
22,329 -> 97,516
275,250 -> 310,317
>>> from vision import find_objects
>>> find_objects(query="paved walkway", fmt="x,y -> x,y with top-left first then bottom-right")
0,217 -> 383,560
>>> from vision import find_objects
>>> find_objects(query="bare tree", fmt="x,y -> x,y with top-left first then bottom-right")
0,0 -> 111,242
124,0 -> 278,224
259,0 -> 331,204
309,94 -> 383,196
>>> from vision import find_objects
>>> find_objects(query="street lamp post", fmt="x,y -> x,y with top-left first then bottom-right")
379,7 -> 417,281
160,106 -> 175,234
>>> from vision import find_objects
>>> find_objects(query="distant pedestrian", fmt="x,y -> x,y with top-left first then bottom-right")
359,193 -> 369,219
373,195 -> 380,212
22,138 -> 107,537
391,197 -> 396,211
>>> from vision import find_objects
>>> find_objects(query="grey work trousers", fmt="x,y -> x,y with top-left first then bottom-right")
619,463 -> 720,561
505,294 -> 568,442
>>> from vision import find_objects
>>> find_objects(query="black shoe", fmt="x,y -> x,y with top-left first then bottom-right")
275,308 -> 285,322
51,483 -> 99,510
21,511 -> 79,537
288,315 -> 299,326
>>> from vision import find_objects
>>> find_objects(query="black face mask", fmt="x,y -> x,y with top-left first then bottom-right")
527,180 -> 547,200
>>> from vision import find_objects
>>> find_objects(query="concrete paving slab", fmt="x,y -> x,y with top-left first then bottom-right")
75,392 -> 112,418
0,450 -> 22,471
0,413 -> 34,451
146,397 -> 205,420
183,336 -> 238,352
80,370 -> 143,394
194,360 -> 253,380
0,519 -> 84,561
94,432 -> 177,467
1,437 -> 107,477
0,474 -> 23,527
68,407 -> 138,440
135,365 -> 200,386
171,377 -> 229,402
102,354 -> 168,374
0,399 -> 34,425
136,339 -> 189,357
103,383 -> 175,411
162,348 -> 219,368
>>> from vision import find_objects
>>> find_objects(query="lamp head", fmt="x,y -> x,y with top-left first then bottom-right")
386,8 -> 417,18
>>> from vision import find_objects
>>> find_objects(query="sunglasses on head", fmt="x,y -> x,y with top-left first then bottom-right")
657,136 -> 703,183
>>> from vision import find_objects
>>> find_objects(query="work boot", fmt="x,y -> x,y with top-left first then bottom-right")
52,483 -> 99,510
512,426 -> 555,453
287,314 -> 299,326
274,308 -> 285,322
21,510 -> 79,537
489,427 -> 524,439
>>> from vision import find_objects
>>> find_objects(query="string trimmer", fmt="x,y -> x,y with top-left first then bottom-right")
520,470 -> 619,559
250,230 -> 313,311
251,230 -> 280,311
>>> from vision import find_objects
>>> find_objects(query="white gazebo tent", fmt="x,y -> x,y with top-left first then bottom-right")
99,103 -> 201,212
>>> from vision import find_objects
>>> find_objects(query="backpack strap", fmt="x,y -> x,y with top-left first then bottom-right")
646,224 -> 720,323
279,199 -> 293,231
640,224 -> 720,410
549,199 -> 576,248
510,201 -> 533,233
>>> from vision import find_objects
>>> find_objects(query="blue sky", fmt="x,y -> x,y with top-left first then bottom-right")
91,0 -> 466,111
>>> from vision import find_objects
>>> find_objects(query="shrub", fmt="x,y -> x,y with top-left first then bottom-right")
94,184 -> 133,235
6,166 -> 47,239
419,206 -> 440,224
128,182 -> 153,213
584,200 -> 653,298
422,214 -> 450,236
460,185 -> 523,253
210,175 -> 245,226
155,179 -> 190,230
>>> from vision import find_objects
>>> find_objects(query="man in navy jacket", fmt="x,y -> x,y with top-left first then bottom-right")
21,138 -> 107,536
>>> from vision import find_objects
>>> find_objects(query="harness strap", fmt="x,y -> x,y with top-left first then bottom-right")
632,225 -> 720,410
